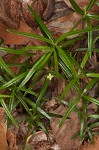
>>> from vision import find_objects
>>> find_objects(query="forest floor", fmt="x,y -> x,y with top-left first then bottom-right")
0,0 -> 99,150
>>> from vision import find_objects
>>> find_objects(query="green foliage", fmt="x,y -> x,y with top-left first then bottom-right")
0,0 -> 99,148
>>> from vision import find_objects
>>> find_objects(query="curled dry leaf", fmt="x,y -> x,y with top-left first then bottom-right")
50,105 -> 80,150
7,130 -> 18,150
47,12 -> 82,35
0,107 -> 8,150
0,107 -> 18,150
0,0 -> 55,29
0,21 -> 43,45
25,130 -> 60,150
0,0 -> 21,29
21,0 -> 55,28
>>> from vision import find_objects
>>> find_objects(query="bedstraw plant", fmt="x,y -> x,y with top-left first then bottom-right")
0,0 -> 99,148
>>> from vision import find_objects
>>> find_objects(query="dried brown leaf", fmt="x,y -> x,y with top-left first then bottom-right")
50,105 -> 80,150
0,107 -> 8,150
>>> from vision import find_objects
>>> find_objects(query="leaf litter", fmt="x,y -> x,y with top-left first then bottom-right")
0,0 -> 99,150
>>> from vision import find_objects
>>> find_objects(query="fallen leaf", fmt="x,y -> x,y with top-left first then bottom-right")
50,105 -> 80,150
0,21 -> 43,45
47,12 -> 82,36
0,107 -> 8,150
7,130 -> 18,150
47,0 -> 99,37
26,130 -> 55,150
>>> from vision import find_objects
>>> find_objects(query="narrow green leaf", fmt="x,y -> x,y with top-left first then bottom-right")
13,99 -> 20,110
9,89 -> 15,112
89,122 -> 99,129
58,47 -> 87,79
56,97 -> 82,116
0,57 -> 14,77
56,26 -> 99,44
8,30 -> 53,45
69,0 -> 84,15
86,0 -> 96,14
20,88 -> 38,100
0,98 -> 18,126
86,114 -> 99,119
15,92 -> 32,116
36,78 -> 49,106
19,52 -> 52,88
0,46 -> 31,55
25,98 -> 51,120
86,73 -> 99,77
28,5 -> 55,43
80,52 -> 89,68
59,59 -> 73,79
8,62 -> 32,68
76,48 -> 99,52
88,14 -> 99,20
78,52 -> 89,76
83,96 -> 99,105
86,17 -> 92,57
57,46 -> 77,78
87,128 -> 94,144
93,36 -> 99,47
59,96 -> 81,127
19,46 -> 53,52
59,79 -> 76,99
48,113 -> 63,118
0,94 -> 12,98
71,17 -> 84,31
83,78 -> 98,93
0,76 -> 5,83
0,72 -> 27,90
37,121 -> 48,134
96,1 -> 99,6
61,35 -> 85,47
80,118 -> 85,139
27,69 -> 46,92
54,51 -> 59,77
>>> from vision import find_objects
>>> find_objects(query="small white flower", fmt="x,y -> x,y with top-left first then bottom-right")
47,73 -> 53,80
23,0 -> 30,2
